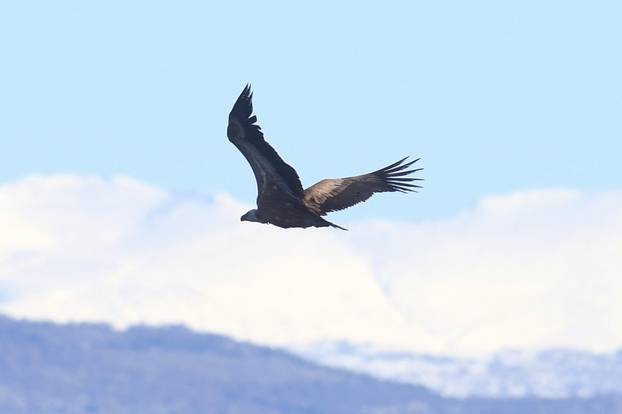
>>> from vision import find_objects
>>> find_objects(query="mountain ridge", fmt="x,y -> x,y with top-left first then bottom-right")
0,314 -> 620,414
292,341 -> 622,399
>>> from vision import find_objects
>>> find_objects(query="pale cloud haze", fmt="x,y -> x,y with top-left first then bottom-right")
1,175 -> 620,356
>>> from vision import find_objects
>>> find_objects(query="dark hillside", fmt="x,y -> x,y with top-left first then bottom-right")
0,315 -> 619,414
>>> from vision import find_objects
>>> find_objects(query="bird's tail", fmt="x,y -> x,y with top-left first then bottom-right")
325,219 -> 348,231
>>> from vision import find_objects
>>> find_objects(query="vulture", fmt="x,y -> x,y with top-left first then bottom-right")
226,85 -> 422,230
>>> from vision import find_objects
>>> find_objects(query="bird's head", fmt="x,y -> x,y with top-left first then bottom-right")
241,209 -> 262,223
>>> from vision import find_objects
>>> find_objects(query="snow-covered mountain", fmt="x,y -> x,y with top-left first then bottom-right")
6,315 -> 620,413
292,342 -> 622,399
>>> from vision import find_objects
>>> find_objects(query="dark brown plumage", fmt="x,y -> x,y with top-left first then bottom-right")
227,85 -> 422,230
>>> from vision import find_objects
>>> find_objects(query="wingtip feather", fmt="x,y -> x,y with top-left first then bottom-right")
375,156 -> 424,193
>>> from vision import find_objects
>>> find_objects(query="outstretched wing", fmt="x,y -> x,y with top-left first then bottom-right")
227,85 -> 304,198
303,157 -> 422,215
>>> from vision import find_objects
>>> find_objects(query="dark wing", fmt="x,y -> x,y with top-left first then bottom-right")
227,85 -> 304,198
303,157 -> 422,215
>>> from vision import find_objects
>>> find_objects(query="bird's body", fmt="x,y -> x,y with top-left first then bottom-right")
227,85 -> 422,230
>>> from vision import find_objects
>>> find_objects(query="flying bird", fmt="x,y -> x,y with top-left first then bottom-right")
226,85 -> 422,230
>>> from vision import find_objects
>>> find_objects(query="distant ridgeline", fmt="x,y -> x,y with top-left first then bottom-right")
293,342 -> 622,399
0,314 -> 619,414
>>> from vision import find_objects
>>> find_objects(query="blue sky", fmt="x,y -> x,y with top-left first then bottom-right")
1,1 -> 622,355
1,1 -> 620,220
